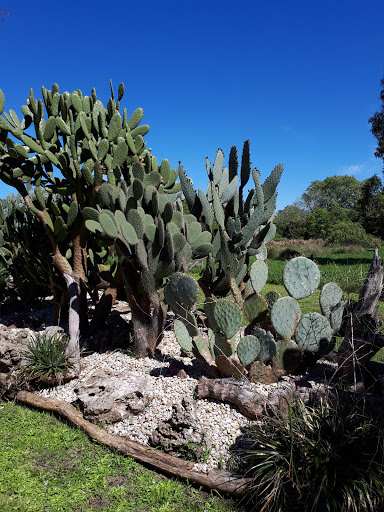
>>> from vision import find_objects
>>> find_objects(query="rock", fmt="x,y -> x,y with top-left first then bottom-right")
150,397 -> 204,456
74,368 -> 152,424
168,359 -> 187,377
0,372 -> 20,399
0,338 -> 29,372
248,361 -> 283,384
43,326 -> 64,338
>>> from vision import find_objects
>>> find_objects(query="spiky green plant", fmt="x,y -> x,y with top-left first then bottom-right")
230,396 -> 384,512
24,332 -> 73,382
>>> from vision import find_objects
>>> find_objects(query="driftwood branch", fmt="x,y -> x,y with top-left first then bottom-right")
196,377 -> 298,419
338,248 -> 384,389
15,391 -> 252,496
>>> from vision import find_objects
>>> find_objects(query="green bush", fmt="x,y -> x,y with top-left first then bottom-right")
326,221 -> 373,246
230,397 -> 384,512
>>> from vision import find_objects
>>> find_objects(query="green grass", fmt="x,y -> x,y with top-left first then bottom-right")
267,246 -> 384,295
0,401 -> 243,512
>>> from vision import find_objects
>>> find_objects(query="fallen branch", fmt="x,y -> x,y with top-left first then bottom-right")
196,377 -> 384,422
196,377 -> 298,419
15,391 -> 252,496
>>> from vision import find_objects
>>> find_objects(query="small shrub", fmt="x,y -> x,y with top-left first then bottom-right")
230,397 -> 384,512
24,332 -> 73,382
326,221 -> 373,246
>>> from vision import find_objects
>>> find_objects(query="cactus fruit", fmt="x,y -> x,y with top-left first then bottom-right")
283,256 -> 320,299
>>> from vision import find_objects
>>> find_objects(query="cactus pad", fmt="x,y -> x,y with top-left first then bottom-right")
237,335 -> 261,366
213,300 -> 242,339
270,296 -> 301,339
283,256 -> 320,299
264,290 -> 281,309
330,301 -> 345,333
273,339 -> 302,373
252,327 -> 277,362
174,319 -> 193,352
249,259 -> 269,293
295,312 -> 333,352
320,282 -> 343,318
164,273 -> 199,314
244,293 -> 268,323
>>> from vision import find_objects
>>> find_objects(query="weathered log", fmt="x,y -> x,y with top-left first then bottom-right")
196,377 -> 297,419
15,391 -> 252,496
338,248 -> 384,389
196,377 -> 384,421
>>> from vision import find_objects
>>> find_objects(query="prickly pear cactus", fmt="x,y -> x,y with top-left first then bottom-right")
178,141 -> 283,300
166,256 -> 345,383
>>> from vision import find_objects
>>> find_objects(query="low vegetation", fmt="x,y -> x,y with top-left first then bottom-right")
0,401 -> 242,512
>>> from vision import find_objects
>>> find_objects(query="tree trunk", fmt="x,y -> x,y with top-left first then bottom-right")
63,273 -> 81,377
88,265 -> 124,335
122,261 -> 166,358
337,248 -> 384,389
126,287 -> 166,358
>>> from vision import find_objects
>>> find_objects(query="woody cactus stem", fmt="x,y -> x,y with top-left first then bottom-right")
63,273 -> 81,376
122,259 -> 166,357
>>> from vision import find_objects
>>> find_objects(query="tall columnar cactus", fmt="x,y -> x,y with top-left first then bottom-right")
165,256 -> 344,383
0,81 -> 182,371
178,141 -> 282,300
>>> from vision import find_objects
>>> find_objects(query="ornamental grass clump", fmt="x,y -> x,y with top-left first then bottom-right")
230,397 -> 384,512
25,332 -> 73,382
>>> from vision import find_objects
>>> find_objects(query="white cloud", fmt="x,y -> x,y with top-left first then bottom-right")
335,164 -> 362,176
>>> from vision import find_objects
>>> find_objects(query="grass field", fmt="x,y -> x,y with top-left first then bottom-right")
267,244 -> 384,295
0,401 -> 243,512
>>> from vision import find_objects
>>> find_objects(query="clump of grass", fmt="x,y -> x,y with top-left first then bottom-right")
230,397 -> 384,512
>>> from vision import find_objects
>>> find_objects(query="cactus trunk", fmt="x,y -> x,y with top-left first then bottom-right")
63,273 -> 81,377
122,261 -> 165,357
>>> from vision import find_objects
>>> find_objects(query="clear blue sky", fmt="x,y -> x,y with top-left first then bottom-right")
1,0 -> 383,211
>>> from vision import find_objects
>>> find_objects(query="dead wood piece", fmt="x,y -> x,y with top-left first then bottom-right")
196,378 -> 266,419
197,377 -> 309,420
15,391 -> 252,496
338,248 -> 384,388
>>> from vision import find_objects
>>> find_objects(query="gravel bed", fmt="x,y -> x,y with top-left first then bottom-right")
35,330 -> 337,472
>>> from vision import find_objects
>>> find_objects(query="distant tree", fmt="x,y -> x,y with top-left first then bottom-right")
369,75 -> 384,166
275,204 -> 307,239
301,175 -> 362,212
356,174 -> 384,237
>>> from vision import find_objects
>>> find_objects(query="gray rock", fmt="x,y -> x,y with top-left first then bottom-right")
0,338 -> 29,372
74,368 -> 152,424
150,397 -> 203,455
43,326 -> 65,338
